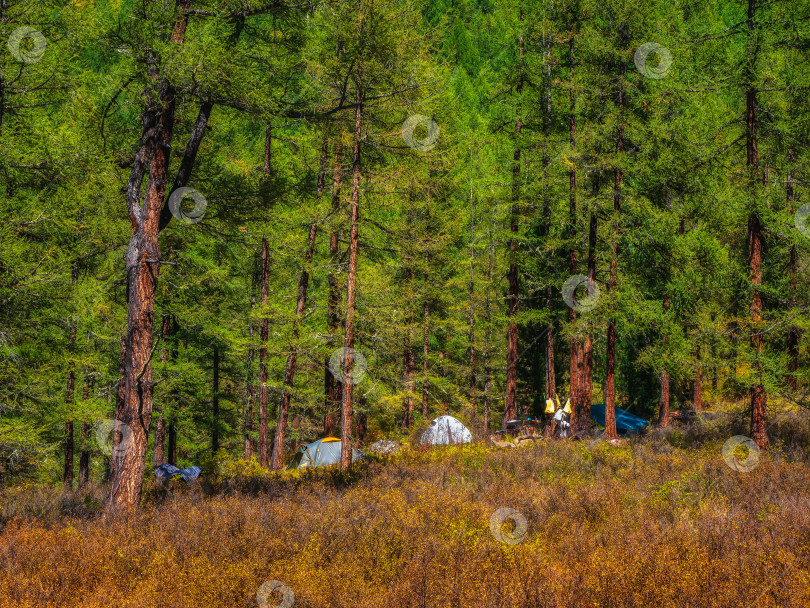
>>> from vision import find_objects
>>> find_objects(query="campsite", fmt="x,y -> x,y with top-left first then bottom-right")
2,0 -> 810,606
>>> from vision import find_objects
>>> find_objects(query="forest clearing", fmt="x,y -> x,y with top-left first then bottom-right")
2,0 -> 810,606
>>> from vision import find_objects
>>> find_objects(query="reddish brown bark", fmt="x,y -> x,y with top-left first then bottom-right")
604,49 -> 625,441
167,422 -> 176,466
484,222 -> 494,434
79,422 -> 89,488
271,219 -> 317,469
64,260 -> 80,488
340,91 -> 362,470
580,213 -> 597,428
64,335 -> 76,488
505,10 -> 524,426
568,35 -> 580,431
469,158 -> 476,413
212,346 -> 220,452
325,143 -> 344,436
659,298 -> 671,427
787,148 -> 799,392
259,237 -> 269,467
423,253 -> 430,418
271,135 -> 329,467
244,322 -> 255,459
746,0 -> 767,450
106,0 -> 217,511
403,325 -> 415,428
693,345 -> 702,412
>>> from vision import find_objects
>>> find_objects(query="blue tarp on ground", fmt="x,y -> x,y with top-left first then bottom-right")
154,463 -> 202,483
589,403 -> 649,434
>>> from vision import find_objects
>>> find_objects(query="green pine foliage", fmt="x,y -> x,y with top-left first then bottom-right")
0,0 -> 808,485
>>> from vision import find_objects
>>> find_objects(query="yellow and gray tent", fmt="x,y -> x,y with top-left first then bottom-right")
287,437 -> 365,469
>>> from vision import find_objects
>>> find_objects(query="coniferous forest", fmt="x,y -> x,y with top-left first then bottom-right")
2,1 -> 810,606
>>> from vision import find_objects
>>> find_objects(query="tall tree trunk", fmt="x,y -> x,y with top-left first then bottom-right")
259,237 -> 270,467
505,8 -> 525,426
567,35 -> 581,430
64,260 -> 80,488
746,0 -> 768,450
340,91 -> 362,470
469,149 -> 476,412
271,219 -> 317,469
604,38 -> 625,441
423,252 -> 430,418
167,422 -> 177,466
692,345 -> 702,411
79,423 -> 89,487
64,418 -> 74,489
659,297 -> 671,427
244,323 -> 255,458
787,148 -> 799,392
106,0 -> 214,511
272,134 -> 327,466
581,212 -> 597,428
484,219 -> 494,434
403,325 -> 415,428
78,369 -> 90,487
546,290 -> 556,404
212,346 -> 220,453
325,144 -> 344,436
402,265 -> 415,428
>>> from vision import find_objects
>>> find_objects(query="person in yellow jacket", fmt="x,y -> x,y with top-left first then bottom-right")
544,395 -> 556,437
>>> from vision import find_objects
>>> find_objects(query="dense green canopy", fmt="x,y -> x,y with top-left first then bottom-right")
0,0 -> 808,487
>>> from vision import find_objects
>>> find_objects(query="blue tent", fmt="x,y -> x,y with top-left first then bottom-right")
589,403 -> 649,434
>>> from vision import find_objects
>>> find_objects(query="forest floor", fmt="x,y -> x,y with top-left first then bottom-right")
1,406 -> 810,608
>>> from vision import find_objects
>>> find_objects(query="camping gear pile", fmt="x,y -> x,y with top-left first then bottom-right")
368,439 -> 400,455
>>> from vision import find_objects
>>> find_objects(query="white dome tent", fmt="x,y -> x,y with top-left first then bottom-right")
420,415 -> 473,446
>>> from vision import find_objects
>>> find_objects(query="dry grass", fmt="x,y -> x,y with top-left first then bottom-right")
1,420 -> 810,607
